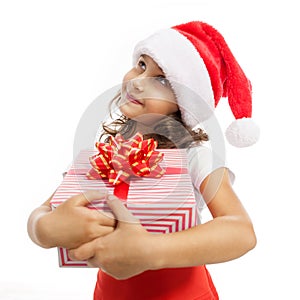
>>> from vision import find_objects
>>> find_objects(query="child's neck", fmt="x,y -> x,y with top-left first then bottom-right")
134,122 -> 155,135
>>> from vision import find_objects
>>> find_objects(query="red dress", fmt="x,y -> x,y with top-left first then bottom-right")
94,266 -> 218,300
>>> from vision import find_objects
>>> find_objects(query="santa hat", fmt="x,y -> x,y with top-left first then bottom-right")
132,21 -> 259,147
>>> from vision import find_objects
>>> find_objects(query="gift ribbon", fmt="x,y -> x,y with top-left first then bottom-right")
86,133 -> 165,200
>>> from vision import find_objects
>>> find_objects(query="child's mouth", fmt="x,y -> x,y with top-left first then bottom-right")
126,92 -> 143,105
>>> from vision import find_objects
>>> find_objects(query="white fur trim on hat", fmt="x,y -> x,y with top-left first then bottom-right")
132,28 -> 215,128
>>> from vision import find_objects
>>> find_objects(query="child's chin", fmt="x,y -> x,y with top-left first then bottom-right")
119,103 -> 131,116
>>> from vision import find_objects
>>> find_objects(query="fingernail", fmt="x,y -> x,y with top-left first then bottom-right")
108,195 -> 118,201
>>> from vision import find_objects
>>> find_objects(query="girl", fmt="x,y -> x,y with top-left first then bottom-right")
28,21 -> 259,299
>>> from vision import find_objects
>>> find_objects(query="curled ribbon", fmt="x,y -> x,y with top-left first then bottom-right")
86,133 -> 165,199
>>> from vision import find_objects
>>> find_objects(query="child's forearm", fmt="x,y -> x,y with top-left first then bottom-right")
27,205 -> 54,248
28,191 -> 117,250
149,215 -> 256,270
147,169 -> 257,270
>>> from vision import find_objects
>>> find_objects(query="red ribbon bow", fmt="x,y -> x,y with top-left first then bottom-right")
86,133 -> 165,199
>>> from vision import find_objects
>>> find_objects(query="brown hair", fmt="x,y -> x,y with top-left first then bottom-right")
101,92 -> 209,149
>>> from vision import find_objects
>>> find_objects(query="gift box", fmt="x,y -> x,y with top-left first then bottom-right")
50,134 -> 197,267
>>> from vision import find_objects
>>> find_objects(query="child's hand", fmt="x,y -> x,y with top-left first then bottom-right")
37,190 -> 116,249
69,195 -> 155,279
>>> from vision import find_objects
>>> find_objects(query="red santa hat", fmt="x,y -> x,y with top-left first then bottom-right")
132,21 -> 260,147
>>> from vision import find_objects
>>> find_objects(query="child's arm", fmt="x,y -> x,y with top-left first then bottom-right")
150,168 -> 256,267
27,190 -> 116,249
68,168 -> 256,279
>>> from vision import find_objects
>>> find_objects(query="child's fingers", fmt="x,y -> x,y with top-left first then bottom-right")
69,239 -> 98,261
94,224 -> 115,238
95,211 -> 116,226
67,190 -> 108,207
106,195 -> 138,224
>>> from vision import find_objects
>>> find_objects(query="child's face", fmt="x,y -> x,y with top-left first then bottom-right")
119,55 -> 178,124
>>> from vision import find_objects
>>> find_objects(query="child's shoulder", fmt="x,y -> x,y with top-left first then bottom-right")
186,142 -> 235,185
186,142 -> 213,159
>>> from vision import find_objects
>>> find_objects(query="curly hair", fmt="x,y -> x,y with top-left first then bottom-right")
101,92 -> 209,149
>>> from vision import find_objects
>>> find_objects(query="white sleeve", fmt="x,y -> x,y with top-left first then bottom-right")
186,144 -> 235,190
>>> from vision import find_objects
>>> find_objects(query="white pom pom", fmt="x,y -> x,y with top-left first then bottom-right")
225,118 -> 260,147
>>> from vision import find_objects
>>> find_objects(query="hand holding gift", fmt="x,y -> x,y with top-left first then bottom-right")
50,133 -> 197,266
40,191 -> 116,249
69,195 -> 155,279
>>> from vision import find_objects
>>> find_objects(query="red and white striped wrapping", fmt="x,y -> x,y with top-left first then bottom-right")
50,148 -> 197,267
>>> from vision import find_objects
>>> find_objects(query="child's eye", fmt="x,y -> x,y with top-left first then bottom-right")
137,59 -> 146,70
156,75 -> 170,87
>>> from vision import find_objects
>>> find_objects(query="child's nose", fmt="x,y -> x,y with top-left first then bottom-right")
130,77 -> 145,92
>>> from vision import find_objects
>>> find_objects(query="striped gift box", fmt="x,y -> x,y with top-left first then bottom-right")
50,148 -> 197,267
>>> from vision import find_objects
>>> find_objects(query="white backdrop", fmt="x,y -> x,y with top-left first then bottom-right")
1,0 -> 299,299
